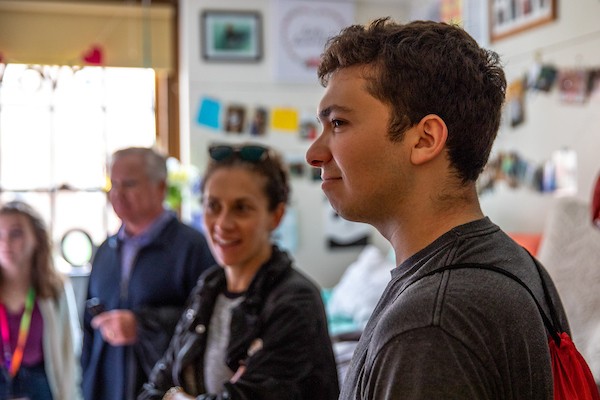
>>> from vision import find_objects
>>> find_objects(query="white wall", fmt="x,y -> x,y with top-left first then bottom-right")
179,0 -> 600,287
179,0 -> 407,288
404,0 -> 600,234
481,0 -> 600,233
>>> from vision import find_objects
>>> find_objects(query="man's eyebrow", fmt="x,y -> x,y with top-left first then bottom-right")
318,105 -> 352,119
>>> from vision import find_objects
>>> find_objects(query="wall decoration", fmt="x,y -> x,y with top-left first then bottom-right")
224,104 -> 246,133
299,110 -> 318,141
82,45 -> 104,65
288,162 -> 306,178
557,69 -> 589,104
477,148 -> 578,195
527,63 -> 558,92
271,107 -> 299,132
286,154 -> 308,178
490,0 -> 556,41
299,119 -> 318,141
506,79 -> 526,127
196,97 -> 221,129
201,10 -> 262,62
273,0 -> 354,83
552,148 -> 577,196
478,151 -> 533,194
249,107 -> 268,136
440,0 -> 463,24
589,70 -> 600,101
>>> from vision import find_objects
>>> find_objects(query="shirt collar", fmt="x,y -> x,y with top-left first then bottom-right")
117,209 -> 176,246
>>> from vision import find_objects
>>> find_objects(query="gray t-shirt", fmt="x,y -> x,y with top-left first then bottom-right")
340,217 -> 569,400
203,293 -> 245,393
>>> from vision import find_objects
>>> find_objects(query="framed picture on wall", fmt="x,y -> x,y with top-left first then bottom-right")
489,0 -> 557,41
201,10 -> 262,62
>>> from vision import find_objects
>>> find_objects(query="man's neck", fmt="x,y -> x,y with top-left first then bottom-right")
123,209 -> 165,237
379,185 -> 484,266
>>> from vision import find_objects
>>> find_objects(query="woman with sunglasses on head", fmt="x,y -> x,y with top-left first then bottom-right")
0,201 -> 82,400
139,143 -> 339,400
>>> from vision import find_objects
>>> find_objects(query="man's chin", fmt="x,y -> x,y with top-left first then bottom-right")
326,199 -> 355,222
112,209 -> 130,223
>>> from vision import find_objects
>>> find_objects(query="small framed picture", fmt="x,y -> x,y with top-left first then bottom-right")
201,10 -> 262,62
224,104 -> 246,133
490,0 -> 557,41
249,107 -> 268,136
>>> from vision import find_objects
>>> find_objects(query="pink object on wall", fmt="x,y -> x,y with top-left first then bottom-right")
82,45 -> 103,65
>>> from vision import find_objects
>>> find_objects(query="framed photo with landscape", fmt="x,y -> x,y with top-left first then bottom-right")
489,0 -> 556,41
201,10 -> 263,62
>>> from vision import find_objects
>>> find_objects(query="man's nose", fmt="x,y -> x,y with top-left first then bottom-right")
306,132 -> 329,167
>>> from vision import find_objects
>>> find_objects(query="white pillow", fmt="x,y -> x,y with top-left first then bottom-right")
327,245 -> 394,329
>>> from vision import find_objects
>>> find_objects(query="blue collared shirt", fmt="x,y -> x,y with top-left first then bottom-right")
116,210 -> 176,298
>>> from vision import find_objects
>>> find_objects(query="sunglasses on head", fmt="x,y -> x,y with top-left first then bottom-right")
208,144 -> 269,163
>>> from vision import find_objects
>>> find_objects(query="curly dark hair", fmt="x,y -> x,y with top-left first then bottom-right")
200,144 -> 290,211
318,18 -> 506,182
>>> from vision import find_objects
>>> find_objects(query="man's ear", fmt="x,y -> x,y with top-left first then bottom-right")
158,179 -> 168,193
410,114 -> 448,165
156,179 -> 168,201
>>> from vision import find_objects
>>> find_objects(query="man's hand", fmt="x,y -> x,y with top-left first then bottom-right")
91,309 -> 138,346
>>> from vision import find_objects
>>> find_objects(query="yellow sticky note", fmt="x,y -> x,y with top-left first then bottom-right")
271,108 -> 299,132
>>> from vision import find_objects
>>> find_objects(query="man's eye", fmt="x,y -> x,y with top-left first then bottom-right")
332,119 -> 344,128
123,180 -> 139,188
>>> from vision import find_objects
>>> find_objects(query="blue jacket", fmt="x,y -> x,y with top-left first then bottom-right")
81,218 -> 215,400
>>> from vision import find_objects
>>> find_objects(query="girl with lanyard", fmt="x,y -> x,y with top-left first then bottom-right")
0,201 -> 82,400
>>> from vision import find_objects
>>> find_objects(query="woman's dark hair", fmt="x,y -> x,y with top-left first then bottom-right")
200,144 -> 290,211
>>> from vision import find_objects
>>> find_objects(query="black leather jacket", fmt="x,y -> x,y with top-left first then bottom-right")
138,246 -> 339,400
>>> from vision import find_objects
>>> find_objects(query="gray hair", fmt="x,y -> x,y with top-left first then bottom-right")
110,147 -> 168,182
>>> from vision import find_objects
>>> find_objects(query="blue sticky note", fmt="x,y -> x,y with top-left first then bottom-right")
197,97 -> 221,129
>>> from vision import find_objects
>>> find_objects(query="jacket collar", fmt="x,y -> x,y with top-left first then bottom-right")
200,245 -> 292,306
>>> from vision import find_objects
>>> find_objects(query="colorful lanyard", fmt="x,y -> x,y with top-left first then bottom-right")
0,287 -> 36,377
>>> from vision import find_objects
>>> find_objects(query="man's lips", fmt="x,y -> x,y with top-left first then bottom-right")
320,173 -> 342,181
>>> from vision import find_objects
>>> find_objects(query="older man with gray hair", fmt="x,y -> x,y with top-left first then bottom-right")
81,147 -> 215,400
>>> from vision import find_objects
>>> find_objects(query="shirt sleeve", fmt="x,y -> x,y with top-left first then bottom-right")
361,326 -> 496,400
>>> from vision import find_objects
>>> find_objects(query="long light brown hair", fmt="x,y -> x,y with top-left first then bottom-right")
0,201 -> 64,299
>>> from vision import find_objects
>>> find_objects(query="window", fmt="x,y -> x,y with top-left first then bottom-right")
0,64 -> 157,272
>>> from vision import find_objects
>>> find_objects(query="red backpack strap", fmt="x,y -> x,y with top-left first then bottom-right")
408,258 -> 600,399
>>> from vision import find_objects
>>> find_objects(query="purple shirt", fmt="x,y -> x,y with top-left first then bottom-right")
4,301 -> 44,367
